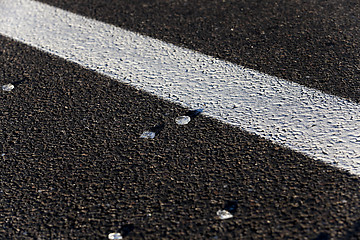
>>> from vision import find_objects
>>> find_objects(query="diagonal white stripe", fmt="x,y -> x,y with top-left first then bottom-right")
1,0 -> 359,175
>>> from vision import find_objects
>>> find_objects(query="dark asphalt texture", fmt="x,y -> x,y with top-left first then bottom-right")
37,0 -> 360,103
1,0 -> 360,239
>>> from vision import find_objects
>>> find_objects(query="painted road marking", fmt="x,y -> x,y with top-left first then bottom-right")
0,0 -> 359,175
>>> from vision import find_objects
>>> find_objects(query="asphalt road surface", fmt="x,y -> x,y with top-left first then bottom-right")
1,0 -> 360,239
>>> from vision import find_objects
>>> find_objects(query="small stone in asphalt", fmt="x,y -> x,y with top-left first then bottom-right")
2,83 -> 15,91
216,210 -> 233,220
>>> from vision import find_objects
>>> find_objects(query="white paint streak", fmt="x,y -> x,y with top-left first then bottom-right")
0,0 -> 359,175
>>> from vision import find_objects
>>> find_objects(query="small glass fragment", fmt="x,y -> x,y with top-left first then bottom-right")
140,131 -> 156,139
2,83 -> 14,91
108,232 -> 123,240
175,116 -> 191,125
216,210 -> 233,220
140,123 -> 165,139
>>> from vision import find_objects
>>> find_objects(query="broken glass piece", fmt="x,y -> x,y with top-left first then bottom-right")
174,109 -> 203,125
140,123 -> 165,139
2,83 -> 14,91
216,210 -> 233,220
140,131 -> 156,139
108,233 -> 123,240
175,115 -> 191,125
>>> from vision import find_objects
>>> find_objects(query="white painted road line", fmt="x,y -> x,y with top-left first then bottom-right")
1,0 -> 359,175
